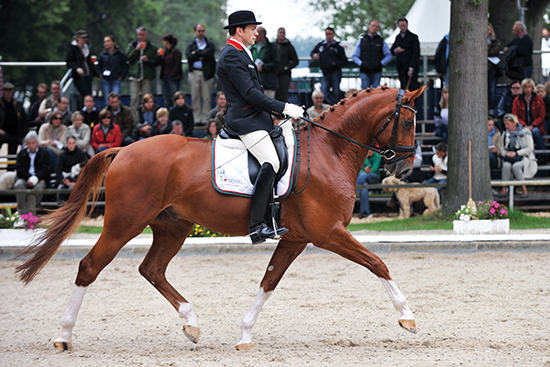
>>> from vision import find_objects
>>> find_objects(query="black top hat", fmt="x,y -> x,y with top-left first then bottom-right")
223,10 -> 262,30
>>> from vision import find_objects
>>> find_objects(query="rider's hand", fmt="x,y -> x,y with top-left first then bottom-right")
284,103 -> 304,119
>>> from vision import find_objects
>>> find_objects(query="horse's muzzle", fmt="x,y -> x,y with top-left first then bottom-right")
385,161 -> 412,179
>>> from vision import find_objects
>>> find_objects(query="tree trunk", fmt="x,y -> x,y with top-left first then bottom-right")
445,0 -> 492,214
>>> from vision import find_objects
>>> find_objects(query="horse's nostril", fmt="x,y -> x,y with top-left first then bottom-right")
401,168 -> 412,177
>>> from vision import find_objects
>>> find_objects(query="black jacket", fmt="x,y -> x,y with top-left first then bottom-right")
55,147 -> 89,186
434,36 -> 448,75
186,37 -> 216,80
169,104 -> 194,137
276,39 -> 299,76
310,40 -> 347,76
97,47 -> 129,81
160,47 -> 184,81
358,34 -> 385,74
0,97 -> 27,143
216,39 -> 285,136
66,43 -> 95,80
15,147 -> 51,183
390,30 -> 420,72
506,34 -> 533,67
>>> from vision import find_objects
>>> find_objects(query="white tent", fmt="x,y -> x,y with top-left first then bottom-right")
386,0 -> 451,55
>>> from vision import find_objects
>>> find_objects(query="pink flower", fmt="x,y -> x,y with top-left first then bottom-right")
500,209 -> 506,215
490,208 -> 496,214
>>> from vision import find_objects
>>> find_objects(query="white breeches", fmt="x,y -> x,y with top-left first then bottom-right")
239,130 -> 280,173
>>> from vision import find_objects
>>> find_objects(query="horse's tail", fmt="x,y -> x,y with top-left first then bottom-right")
15,148 -> 122,284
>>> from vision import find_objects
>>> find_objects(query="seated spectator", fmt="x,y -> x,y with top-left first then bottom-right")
82,95 -> 99,128
501,113 -> 537,197
46,96 -> 72,126
434,86 -> 449,143
67,111 -> 94,157
355,149 -> 381,219
512,78 -> 546,151
159,33 -> 183,109
103,92 -> 134,146
208,91 -> 227,121
55,136 -> 88,202
91,109 -> 122,152
424,142 -> 447,197
38,111 -> 68,170
151,108 -> 172,136
97,35 -> 128,105
204,119 -> 221,140
136,93 -> 158,139
13,132 -> 51,214
306,90 -> 331,119
170,120 -> 185,136
497,80 -> 521,131
27,83 -> 49,130
169,92 -> 194,137
38,80 -> 61,116
0,82 -> 27,171
542,81 -> 550,135
488,116 -> 503,170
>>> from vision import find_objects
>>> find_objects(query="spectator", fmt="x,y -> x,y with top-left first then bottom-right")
46,96 -> 72,126
501,113 -> 537,197
91,109 -> 122,152
66,30 -> 94,105
512,78 -> 546,150
38,80 -> 61,116
13,131 -> 50,214
169,91 -> 194,137
151,108 -> 172,136
306,90 -> 331,119
0,83 -> 28,170
186,23 -> 216,127
434,34 -> 449,86
55,136 -> 88,202
355,149 -> 381,219
27,83 -> 49,130
275,27 -> 298,102
159,33 -> 183,109
97,35 -> 128,105
434,86 -> 449,143
67,111 -> 94,157
38,111 -> 68,170
390,18 -> 420,91
488,116 -> 503,170
352,20 -> 392,89
504,21 -> 533,79
208,91 -> 227,121
126,26 -> 159,122
82,95 -> 99,128
311,27 -> 347,105
103,92 -> 134,145
170,120 -> 185,136
137,93 -> 159,139
424,142 -> 447,197
542,81 -> 550,135
497,80 -> 521,130
204,119 -> 221,140
487,23 -> 501,116
250,26 -> 279,98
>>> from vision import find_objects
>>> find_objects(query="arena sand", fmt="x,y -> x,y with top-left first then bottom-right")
1,251 -> 549,366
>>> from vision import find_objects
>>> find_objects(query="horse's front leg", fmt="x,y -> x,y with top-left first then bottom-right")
313,226 -> 416,333
236,240 -> 307,351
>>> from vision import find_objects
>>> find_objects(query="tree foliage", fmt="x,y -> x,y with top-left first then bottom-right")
309,0 -> 416,39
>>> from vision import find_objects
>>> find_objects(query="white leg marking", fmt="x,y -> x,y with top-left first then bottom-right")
237,288 -> 272,346
379,278 -> 414,320
178,302 -> 200,328
54,285 -> 87,344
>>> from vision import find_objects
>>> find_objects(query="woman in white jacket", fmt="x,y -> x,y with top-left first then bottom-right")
501,113 -> 538,196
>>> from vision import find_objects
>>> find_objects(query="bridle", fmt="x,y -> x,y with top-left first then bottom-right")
298,89 -> 417,164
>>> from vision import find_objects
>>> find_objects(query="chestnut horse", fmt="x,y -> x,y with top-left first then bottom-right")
16,86 -> 425,351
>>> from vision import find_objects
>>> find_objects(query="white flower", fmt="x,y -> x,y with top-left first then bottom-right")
460,214 -> 471,222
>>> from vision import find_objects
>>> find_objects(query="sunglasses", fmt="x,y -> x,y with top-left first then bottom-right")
102,116 -> 112,119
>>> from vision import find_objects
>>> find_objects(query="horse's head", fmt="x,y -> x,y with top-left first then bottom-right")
374,86 -> 426,179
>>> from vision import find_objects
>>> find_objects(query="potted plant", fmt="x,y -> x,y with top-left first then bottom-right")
453,201 -> 510,235
0,208 -> 42,244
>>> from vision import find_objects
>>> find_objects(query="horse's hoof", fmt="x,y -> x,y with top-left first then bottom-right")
235,343 -> 254,351
399,319 -> 417,334
53,341 -> 72,351
183,325 -> 200,343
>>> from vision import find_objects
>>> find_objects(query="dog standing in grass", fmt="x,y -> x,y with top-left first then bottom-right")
382,176 -> 440,218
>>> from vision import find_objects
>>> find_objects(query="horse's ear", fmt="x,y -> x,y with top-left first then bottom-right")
405,85 -> 426,102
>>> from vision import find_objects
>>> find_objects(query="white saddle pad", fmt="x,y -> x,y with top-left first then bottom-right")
212,130 -> 295,198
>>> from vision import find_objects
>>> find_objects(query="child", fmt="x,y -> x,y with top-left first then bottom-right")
152,108 -> 172,136
424,142 -> 447,196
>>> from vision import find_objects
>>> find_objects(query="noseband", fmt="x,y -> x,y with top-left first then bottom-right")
299,89 -> 417,164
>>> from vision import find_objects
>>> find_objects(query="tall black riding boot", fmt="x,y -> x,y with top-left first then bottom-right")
248,163 -> 288,244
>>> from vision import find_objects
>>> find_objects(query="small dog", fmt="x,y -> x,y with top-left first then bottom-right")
382,176 -> 440,218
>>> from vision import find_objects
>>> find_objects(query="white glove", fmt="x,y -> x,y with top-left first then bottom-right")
284,103 -> 304,119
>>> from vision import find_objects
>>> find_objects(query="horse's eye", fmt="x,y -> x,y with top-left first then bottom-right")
403,120 -> 413,129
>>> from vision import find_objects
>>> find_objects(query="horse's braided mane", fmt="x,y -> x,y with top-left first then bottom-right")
316,85 -> 391,121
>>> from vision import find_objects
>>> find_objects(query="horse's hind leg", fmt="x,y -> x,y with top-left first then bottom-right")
138,218 -> 199,343
236,240 -> 308,351
313,226 -> 416,333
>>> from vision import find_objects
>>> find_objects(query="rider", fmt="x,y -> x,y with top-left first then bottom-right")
217,10 -> 304,244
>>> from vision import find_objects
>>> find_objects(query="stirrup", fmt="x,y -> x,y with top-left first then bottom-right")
248,223 -> 288,244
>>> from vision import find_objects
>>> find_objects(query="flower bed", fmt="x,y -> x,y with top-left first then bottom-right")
454,201 -> 510,235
